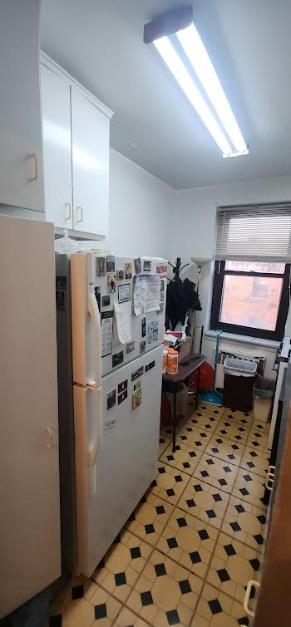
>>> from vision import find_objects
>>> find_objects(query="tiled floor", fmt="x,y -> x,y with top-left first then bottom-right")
48,404 -> 269,626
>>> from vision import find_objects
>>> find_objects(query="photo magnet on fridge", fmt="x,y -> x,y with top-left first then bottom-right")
156,263 -> 168,277
96,257 -> 106,277
141,316 -> 146,337
118,270 -> 124,280
143,259 -> 152,272
124,262 -> 133,279
118,389 -> 128,405
107,272 -> 116,294
131,366 -> 144,382
118,283 -> 131,303
140,340 -> 146,354
134,258 -> 142,275
107,389 -> 116,411
126,341 -> 135,354
106,255 -> 115,273
102,295 -> 111,308
118,379 -> 128,394
132,381 -> 142,410
94,286 -> 101,311
112,350 -> 124,368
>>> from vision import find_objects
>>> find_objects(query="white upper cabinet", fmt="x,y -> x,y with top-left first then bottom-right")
40,55 -> 112,238
41,63 -> 73,229
71,87 -> 110,237
0,0 -> 44,211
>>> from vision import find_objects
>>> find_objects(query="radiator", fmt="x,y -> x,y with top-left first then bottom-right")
215,350 -> 266,389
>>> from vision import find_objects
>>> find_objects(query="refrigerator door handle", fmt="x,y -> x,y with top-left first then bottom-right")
87,290 -> 101,387
87,384 -> 102,496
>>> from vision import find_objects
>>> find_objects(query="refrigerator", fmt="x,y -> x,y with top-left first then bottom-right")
56,252 -> 167,577
0,216 -> 61,618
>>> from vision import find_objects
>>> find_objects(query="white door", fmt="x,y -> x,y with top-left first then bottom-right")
74,346 -> 163,577
0,0 -> 44,211
41,63 -> 73,228
0,216 -> 61,618
71,86 -> 110,237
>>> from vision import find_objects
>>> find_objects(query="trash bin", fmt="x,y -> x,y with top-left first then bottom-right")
223,357 -> 257,412
253,376 -> 275,422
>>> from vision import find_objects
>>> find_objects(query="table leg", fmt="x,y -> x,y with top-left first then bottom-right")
172,392 -> 176,452
195,366 -> 201,410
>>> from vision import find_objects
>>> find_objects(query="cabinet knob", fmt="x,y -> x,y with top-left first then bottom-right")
65,203 -> 72,221
76,206 -> 83,223
28,153 -> 39,182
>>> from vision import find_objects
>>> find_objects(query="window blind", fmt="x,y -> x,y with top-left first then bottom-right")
216,204 -> 291,261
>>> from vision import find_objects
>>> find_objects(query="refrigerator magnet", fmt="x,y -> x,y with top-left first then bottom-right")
107,389 -> 116,411
124,262 -> 132,279
94,286 -> 101,312
132,381 -> 142,409
131,365 -> 144,382
101,312 -> 113,357
141,316 -> 146,337
96,257 -> 106,277
112,350 -> 124,368
143,259 -> 152,272
118,270 -> 124,280
107,272 -> 116,294
118,379 -> 128,394
134,258 -> 142,274
147,320 -> 159,344
118,389 -> 128,405
118,282 -> 131,303
102,295 -> 111,309
105,418 -> 117,432
126,341 -> 135,354
140,340 -> 146,354
145,360 -> 155,372
106,255 -> 115,272
156,263 -> 168,276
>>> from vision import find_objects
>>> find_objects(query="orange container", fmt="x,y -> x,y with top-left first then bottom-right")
162,349 -> 168,374
167,348 -> 179,375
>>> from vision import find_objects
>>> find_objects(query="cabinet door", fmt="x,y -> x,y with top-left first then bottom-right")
0,0 -> 44,211
41,64 -> 73,228
71,86 -> 109,237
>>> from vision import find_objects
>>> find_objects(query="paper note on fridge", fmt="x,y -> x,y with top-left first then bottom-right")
114,301 -> 132,344
133,274 -> 161,315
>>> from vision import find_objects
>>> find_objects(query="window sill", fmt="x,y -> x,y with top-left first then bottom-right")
205,330 -> 280,350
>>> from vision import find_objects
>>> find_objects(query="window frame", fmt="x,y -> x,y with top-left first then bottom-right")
210,260 -> 290,341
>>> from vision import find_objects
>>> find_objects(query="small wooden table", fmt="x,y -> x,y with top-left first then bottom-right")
162,354 -> 207,451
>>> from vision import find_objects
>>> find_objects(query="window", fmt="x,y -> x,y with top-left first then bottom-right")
210,260 -> 290,340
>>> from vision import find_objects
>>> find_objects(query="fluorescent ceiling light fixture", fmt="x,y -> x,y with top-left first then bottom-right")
177,24 -> 248,156
149,11 -> 249,158
154,37 -> 232,156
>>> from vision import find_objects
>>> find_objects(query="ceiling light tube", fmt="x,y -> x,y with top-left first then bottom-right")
177,24 -> 248,157
154,36 -> 232,156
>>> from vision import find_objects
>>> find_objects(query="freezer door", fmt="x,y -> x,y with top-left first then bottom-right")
71,253 -> 101,387
75,345 -> 163,576
0,216 -> 61,618
73,384 -> 102,577
94,256 -> 167,376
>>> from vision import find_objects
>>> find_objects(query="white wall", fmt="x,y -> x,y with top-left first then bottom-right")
173,174 -> 291,375
103,149 -> 175,260
174,174 -> 291,261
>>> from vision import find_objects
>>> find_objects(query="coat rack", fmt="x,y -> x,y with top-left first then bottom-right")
168,257 -> 189,282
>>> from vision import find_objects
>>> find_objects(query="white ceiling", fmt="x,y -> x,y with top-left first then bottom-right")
41,0 -> 291,190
